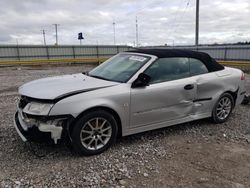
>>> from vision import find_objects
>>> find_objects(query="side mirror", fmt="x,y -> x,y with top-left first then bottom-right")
131,73 -> 151,88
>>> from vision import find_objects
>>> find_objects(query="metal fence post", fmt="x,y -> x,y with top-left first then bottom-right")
45,45 -> 50,59
116,46 -> 119,54
16,45 -> 20,61
224,47 -> 228,61
72,46 -> 76,59
96,45 -> 100,64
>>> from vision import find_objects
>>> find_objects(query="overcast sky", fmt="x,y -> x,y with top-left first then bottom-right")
0,0 -> 249,46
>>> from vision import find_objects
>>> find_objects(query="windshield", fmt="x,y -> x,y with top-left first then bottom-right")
89,54 -> 150,83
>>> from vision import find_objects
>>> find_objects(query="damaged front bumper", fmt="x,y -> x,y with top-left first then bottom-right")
14,110 -> 73,144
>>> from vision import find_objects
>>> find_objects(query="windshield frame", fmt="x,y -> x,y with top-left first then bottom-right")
88,53 -> 153,83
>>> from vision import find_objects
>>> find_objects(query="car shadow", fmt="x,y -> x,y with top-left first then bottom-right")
22,117 -> 216,159
116,118 -> 214,144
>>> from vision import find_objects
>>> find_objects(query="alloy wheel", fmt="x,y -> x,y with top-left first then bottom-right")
216,97 -> 232,120
80,117 -> 112,150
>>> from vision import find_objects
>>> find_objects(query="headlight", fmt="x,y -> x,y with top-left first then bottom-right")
23,102 -> 54,116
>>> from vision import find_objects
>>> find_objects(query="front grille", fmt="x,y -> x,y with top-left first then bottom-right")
18,96 -> 29,109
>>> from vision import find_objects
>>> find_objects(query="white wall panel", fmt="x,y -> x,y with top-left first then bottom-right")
0,45 -> 249,62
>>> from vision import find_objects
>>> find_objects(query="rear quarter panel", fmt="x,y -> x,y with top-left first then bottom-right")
193,67 -> 244,115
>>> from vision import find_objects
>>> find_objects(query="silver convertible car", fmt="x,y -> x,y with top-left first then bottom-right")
14,49 -> 246,155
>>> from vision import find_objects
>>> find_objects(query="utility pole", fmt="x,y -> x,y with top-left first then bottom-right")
112,21 -> 116,45
136,16 -> 139,47
41,29 -> 46,46
195,0 -> 199,46
53,24 -> 60,45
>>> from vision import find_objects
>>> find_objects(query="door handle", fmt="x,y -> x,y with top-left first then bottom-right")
184,84 -> 194,90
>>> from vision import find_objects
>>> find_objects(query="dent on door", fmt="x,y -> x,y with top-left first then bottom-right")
130,78 -> 197,128
193,73 -> 224,114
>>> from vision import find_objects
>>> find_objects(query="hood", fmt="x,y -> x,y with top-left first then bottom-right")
19,73 -> 119,100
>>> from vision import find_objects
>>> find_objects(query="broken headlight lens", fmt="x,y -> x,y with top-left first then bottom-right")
23,102 -> 54,116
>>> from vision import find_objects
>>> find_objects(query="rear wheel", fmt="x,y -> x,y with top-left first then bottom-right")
71,110 -> 118,156
212,93 -> 234,123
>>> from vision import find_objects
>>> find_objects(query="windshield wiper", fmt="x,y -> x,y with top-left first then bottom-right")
89,75 -> 113,82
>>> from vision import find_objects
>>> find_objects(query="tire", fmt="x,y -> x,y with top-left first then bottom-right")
212,93 -> 234,123
71,110 -> 118,156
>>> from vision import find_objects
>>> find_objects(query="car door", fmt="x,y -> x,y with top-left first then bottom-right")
130,57 -> 197,128
189,58 -> 219,114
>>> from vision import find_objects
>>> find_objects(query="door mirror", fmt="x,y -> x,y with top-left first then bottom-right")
131,73 -> 151,88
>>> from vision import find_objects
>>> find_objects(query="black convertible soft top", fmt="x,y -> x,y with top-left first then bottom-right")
127,48 -> 224,72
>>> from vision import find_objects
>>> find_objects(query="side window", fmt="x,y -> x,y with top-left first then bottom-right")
144,58 -> 189,84
189,58 -> 208,76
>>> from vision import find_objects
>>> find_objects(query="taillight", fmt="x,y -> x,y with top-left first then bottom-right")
241,72 -> 245,80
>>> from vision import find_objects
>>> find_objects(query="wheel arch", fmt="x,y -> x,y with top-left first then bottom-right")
224,89 -> 238,107
70,106 -> 123,138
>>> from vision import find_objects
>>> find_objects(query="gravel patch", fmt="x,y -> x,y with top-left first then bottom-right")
0,65 -> 249,187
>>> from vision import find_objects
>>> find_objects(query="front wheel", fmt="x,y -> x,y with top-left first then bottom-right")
212,93 -> 234,123
71,110 -> 118,156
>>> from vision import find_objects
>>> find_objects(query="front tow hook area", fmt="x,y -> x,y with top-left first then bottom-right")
14,111 -> 66,144
38,123 -> 63,144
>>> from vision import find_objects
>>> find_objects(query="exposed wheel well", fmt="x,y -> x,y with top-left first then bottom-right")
70,106 -> 122,138
224,90 -> 237,107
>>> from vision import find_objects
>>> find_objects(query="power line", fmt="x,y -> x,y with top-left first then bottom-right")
164,0 -> 184,45
169,0 -> 184,31
122,0 -> 169,45
126,0 -> 167,16
171,0 -> 191,37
